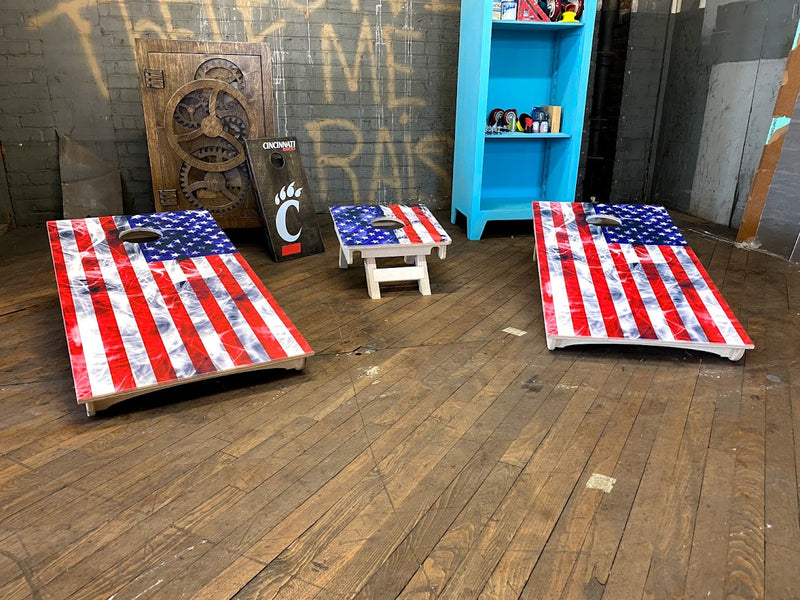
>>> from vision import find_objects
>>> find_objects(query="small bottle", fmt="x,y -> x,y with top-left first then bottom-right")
528,107 -> 543,133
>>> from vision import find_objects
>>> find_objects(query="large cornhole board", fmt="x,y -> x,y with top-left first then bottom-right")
47,209 -> 313,416
245,137 -> 324,261
532,202 -> 753,361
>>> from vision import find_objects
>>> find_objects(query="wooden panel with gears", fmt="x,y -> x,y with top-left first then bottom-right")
136,40 -> 275,228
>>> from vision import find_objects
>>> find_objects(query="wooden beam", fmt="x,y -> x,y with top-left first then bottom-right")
737,24 -> 800,242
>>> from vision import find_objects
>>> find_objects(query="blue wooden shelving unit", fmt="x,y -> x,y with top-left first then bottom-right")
451,2 -> 598,240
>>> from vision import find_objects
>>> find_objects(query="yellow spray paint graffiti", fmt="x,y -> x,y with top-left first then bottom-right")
321,19 -> 380,104
33,0 -> 111,100
305,120 -> 454,204
29,0 -> 458,204
382,26 -> 426,110
306,119 -> 365,204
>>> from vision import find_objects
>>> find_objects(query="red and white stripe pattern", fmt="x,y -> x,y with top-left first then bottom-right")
384,205 -> 450,245
47,210 -> 312,403
532,201 -> 753,353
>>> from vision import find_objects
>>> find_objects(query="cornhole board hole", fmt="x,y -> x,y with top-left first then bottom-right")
329,204 -> 451,299
245,137 -> 324,261
47,209 -> 313,416
531,202 -> 753,361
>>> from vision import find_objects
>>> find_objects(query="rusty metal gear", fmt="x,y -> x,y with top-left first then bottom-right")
179,146 -> 251,213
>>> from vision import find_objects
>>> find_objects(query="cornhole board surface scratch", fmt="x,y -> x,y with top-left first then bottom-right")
532,202 -> 753,361
47,209 -> 313,416
330,204 -> 451,299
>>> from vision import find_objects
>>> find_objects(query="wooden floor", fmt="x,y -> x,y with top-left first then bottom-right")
1,210 -> 798,600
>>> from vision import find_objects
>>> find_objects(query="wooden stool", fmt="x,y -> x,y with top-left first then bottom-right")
330,204 -> 452,299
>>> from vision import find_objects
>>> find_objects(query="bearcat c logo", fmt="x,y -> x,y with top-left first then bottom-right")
274,182 -> 303,243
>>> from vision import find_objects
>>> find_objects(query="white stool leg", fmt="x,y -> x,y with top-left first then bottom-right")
416,255 -> 431,295
339,246 -> 349,269
363,256 -> 381,299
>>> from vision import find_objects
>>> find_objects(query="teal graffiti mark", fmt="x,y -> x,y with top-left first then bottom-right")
794,18 -> 800,50
766,116 -> 792,144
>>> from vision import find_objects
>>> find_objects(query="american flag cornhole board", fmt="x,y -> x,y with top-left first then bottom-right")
531,202 -> 753,361
330,205 -> 451,299
47,210 -> 313,416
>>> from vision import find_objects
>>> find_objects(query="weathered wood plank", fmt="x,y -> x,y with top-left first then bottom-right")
518,362 -> 655,599
0,213 -> 796,600
723,320 -> 767,600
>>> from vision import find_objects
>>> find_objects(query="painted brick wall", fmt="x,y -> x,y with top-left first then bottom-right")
0,0 -> 460,226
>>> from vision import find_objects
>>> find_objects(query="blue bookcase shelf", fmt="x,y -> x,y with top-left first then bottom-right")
486,132 -> 571,140
491,19 -> 584,29
451,1 -> 597,240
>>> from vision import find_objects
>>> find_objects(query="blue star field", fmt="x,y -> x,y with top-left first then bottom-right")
124,210 -> 236,262
592,204 -> 687,246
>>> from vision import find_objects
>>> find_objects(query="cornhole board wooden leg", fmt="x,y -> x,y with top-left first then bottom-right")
339,246 -> 351,269
82,356 -> 308,416
338,243 -> 446,299
416,255 -> 431,295
362,254 -> 430,299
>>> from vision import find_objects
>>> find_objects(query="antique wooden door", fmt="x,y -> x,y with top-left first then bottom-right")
136,40 -> 274,228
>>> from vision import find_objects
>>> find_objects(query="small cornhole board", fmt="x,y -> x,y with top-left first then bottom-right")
47,209 -> 313,416
329,204 -> 452,299
531,201 -> 753,361
245,137 -> 324,261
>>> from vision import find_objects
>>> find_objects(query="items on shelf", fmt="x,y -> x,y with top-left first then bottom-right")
485,106 -> 561,134
517,0 -> 550,21
492,0 -> 584,22
501,0 -> 518,20
542,105 -> 562,133
452,0 -> 597,239
493,0 -> 502,19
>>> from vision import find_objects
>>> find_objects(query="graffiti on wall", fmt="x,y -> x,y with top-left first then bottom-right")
29,0 -> 459,205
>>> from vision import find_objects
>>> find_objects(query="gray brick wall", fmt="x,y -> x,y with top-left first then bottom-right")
0,0 -> 460,226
